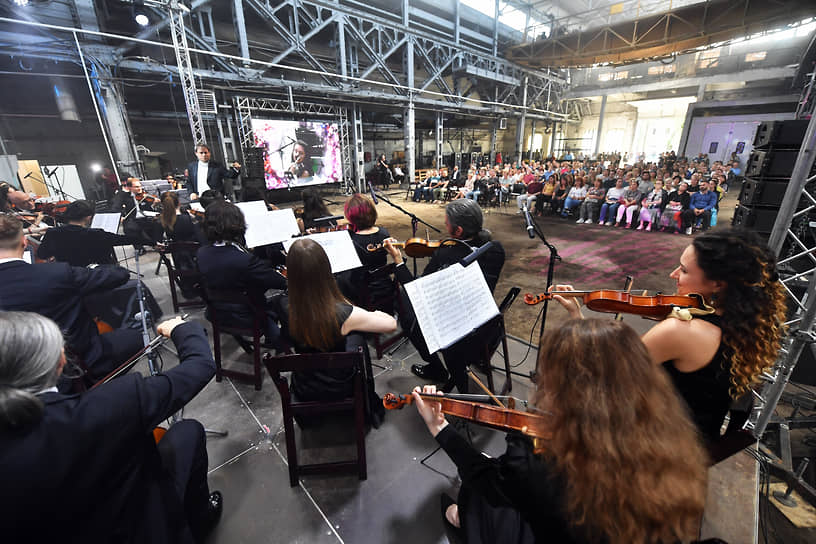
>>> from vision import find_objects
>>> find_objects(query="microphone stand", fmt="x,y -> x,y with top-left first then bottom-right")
370,185 -> 441,276
528,213 -> 560,348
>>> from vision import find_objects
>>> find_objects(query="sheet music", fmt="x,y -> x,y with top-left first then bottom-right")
282,230 -> 363,273
237,203 -> 301,248
91,213 -> 121,234
404,262 -> 499,354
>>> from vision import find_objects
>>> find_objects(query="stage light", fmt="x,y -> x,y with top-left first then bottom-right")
91,163 -> 102,173
133,1 -> 149,27
14,0 -> 30,6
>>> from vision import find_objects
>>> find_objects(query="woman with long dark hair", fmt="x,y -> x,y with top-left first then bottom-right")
552,228 -> 786,444
283,238 -> 396,401
414,318 -> 708,543
297,187 -> 332,233
159,191 -> 204,243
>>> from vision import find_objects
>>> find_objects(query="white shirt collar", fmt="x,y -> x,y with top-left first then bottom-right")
37,386 -> 58,395
0,257 -> 26,265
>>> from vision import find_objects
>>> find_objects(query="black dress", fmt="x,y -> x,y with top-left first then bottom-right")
662,313 -> 731,442
436,426 -> 588,544
339,227 -> 394,313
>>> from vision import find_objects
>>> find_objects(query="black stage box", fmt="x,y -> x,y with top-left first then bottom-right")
731,205 -> 780,234
746,149 -> 804,179
753,120 -> 808,149
740,178 -> 815,208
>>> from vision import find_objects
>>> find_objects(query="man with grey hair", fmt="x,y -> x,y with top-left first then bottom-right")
0,213 -> 142,382
384,199 -> 505,392
0,312 -> 223,542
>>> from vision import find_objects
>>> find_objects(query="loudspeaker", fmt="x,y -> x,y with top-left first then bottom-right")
746,149 -> 801,179
731,205 -> 780,234
754,120 -> 808,149
242,147 -> 265,180
740,178 -> 815,208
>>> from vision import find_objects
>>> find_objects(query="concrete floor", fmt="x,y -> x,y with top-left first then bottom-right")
121,187 -> 763,544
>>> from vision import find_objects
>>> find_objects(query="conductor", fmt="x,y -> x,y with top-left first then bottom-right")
185,143 -> 241,198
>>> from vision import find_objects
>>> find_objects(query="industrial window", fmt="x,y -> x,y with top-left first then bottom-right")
613,71 -> 629,80
598,72 -> 614,82
745,51 -> 767,62
696,49 -> 720,69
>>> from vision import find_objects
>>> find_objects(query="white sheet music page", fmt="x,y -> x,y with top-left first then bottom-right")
237,202 -> 301,248
282,230 -> 362,273
91,213 -> 121,234
404,262 -> 499,354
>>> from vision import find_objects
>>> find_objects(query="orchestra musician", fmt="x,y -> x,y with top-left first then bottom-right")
36,199 -> 134,267
551,228 -> 786,445
0,181 -> 36,213
159,191 -> 205,244
185,143 -> 241,199
0,312 -> 223,543
0,214 -> 143,383
412,318 -> 707,543
384,199 -> 505,393
276,238 -> 396,404
196,200 -> 287,349
111,178 -> 163,255
336,193 -> 394,314
297,187 -> 333,233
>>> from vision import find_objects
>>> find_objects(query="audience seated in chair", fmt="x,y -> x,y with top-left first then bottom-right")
576,178 -> 605,224
636,179 -> 668,231
615,179 -> 643,228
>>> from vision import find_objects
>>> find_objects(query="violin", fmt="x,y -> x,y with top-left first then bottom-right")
275,264 -> 287,279
383,392 -> 551,451
34,199 -> 71,217
134,192 -> 160,204
367,238 -> 458,258
523,290 -> 709,319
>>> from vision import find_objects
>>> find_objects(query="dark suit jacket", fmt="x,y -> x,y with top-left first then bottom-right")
37,224 -> 133,266
0,260 -> 130,355
0,322 -> 215,544
394,238 -> 505,293
186,160 -> 240,195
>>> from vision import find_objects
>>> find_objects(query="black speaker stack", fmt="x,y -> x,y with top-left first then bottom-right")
241,146 -> 267,194
733,120 -> 813,236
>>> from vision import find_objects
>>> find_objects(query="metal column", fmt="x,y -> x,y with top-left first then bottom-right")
594,94 -> 607,157
339,106 -> 354,194
516,76 -> 528,166
352,104 -> 365,193
435,112 -> 444,170
529,120 -> 536,160
232,0 -> 250,63
404,24 -> 415,186
490,120 -> 498,166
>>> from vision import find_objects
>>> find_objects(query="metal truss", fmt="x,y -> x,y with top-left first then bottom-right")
238,0 -> 569,119
508,0 -> 816,68
746,113 -> 816,447
338,106 -> 355,194
164,0 -> 206,146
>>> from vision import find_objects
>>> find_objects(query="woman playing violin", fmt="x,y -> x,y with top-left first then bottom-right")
336,193 -> 394,314
413,318 -> 708,544
551,228 -> 786,444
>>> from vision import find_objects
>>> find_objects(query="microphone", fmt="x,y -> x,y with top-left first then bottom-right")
523,203 -> 535,239
459,241 -> 494,268
23,172 -> 33,179
368,182 -> 379,205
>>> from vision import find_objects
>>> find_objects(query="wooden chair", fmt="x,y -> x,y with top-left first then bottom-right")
263,349 -> 367,487
358,263 -> 407,359
161,241 -> 205,314
202,287 -> 267,390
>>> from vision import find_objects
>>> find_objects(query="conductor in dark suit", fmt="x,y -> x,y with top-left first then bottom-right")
0,312 -> 222,543
185,143 -> 241,198
0,214 -> 143,380
196,200 -> 287,347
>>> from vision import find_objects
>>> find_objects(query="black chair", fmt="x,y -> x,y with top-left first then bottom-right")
358,263 -> 407,359
707,408 -> 755,466
202,287 -> 267,390
160,241 -> 205,314
263,348 -> 368,487
441,287 -> 520,395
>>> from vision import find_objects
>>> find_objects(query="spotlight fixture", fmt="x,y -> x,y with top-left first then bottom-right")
90,163 -> 102,173
133,1 -> 149,27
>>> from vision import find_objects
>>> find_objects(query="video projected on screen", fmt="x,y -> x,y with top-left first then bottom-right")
251,119 -> 342,190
